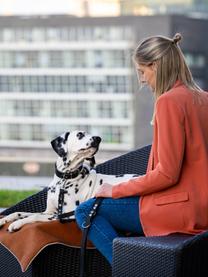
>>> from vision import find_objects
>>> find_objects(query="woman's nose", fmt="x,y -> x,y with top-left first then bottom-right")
140,75 -> 146,83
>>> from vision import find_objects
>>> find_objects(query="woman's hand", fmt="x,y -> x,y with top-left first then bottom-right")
95,183 -> 113,198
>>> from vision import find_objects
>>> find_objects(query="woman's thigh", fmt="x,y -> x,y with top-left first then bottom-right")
76,197 -> 143,235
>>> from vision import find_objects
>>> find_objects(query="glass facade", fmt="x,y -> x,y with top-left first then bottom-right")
0,124 -> 131,145
0,99 -> 129,118
0,50 -> 130,68
184,52 -> 206,68
184,52 -> 206,88
0,26 -> 132,43
0,24 -> 134,150
0,75 -> 131,93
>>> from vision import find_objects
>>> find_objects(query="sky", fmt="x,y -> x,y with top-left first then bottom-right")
0,0 -> 78,15
0,0 -> 120,16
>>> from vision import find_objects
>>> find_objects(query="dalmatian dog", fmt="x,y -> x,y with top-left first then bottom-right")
0,130 -> 139,232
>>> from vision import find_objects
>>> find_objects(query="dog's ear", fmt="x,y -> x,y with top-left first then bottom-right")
86,157 -> 96,168
50,132 -> 70,157
51,137 -> 67,158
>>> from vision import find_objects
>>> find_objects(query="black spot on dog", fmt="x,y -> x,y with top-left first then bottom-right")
64,132 -> 70,141
77,132 -> 85,140
65,181 -> 71,187
69,184 -> 73,187
75,184 -> 78,187
50,186 -> 56,193
132,174 -> 139,177
116,174 -> 124,178
76,200 -> 80,206
75,188 -> 79,194
89,181 -> 92,187
64,202 -> 67,205
18,213 -> 22,217
99,179 -> 103,185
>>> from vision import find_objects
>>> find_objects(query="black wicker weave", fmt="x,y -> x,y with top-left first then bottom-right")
113,232 -> 208,277
0,145 -> 151,277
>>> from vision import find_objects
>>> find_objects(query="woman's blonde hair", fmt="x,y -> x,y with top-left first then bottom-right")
134,33 -> 202,100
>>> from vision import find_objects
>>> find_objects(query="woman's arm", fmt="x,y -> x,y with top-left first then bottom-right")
112,96 -> 185,198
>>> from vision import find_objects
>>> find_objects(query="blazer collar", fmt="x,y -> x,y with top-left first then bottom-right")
173,80 -> 183,89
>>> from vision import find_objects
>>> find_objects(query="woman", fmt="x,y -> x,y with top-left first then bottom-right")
75,33 -> 208,265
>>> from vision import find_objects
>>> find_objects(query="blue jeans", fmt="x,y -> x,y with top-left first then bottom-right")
75,197 -> 144,265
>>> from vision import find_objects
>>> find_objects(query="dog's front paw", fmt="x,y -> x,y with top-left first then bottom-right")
0,217 -> 7,228
7,221 -> 22,232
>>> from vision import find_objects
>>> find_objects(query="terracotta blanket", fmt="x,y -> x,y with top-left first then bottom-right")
0,220 -> 94,272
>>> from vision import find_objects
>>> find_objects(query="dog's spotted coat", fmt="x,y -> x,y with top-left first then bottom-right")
0,130 -> 139,232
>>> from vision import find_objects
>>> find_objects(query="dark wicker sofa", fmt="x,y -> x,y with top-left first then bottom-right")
1,144 -> 208,277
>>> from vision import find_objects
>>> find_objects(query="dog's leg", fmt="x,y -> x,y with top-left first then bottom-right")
7,212 -> 55,232
0,212 -> 36,228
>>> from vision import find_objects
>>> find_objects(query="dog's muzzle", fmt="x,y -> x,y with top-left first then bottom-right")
91,136 -> 101,148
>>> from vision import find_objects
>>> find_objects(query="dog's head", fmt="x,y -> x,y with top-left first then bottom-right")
51,130 -> 101,170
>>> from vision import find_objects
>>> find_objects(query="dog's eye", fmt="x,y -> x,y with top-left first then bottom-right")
57,137 -> 65,146
57,137 -> 62,143
77,132 -> 85,140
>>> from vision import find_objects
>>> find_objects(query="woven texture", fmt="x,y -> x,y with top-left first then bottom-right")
0,145 -> 151,277
113,233 -> 208,277
0,244 -> 32,277
113,216 -> 208,276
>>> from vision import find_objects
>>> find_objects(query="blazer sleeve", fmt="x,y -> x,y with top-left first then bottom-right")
112,96 -> 185,198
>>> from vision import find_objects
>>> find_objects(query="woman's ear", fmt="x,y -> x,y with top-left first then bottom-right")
151,62 -> 157,72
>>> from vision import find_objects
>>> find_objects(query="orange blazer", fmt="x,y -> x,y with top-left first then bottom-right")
112,81 -> 208,236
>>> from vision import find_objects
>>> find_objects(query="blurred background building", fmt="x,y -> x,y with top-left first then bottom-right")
0,0 -> 207,185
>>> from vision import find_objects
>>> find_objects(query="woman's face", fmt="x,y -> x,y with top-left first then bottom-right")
136,63 -> 156,91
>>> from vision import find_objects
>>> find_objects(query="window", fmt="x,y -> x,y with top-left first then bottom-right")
50,51 -> 62,68
3,29 -> 14,42
94,50 -> 103,68
32,28 -> 45,41
184,52 -> 206,68
97,101 -> 112,118
9,124 -> 21,140
39,52 -> 49,67
46,28 -> 60,41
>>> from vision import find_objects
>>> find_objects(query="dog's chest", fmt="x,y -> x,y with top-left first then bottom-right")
48,174 -> 96,211
49,180 -> 78,200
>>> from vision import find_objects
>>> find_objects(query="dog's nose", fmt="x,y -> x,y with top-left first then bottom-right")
93,136 -> 101,143
91,136 -> 101,147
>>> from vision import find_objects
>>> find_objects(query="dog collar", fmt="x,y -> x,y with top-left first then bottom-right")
55,164 -> 89,179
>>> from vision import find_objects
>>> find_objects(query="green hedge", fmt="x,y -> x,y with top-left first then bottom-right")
0,190 -> 38,208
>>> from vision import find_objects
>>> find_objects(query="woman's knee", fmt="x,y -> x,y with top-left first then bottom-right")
75,198 -> 95,229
